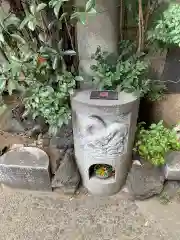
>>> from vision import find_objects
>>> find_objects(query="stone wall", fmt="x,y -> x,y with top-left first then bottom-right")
140,47 -> 180,126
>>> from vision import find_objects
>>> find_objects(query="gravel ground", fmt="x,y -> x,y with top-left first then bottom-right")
0,187 -> 170,240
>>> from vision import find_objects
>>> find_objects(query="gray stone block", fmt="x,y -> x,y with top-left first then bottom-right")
164,151 -> 180,180
0,147 -> 51,191
52,149 -> 80,194
127,161 -> 164,200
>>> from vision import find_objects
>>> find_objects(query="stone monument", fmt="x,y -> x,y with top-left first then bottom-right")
71,90 -> 139,196
0,147 -> 51,191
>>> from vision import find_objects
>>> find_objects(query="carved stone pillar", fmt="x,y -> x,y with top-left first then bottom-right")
76,0 -> 119,88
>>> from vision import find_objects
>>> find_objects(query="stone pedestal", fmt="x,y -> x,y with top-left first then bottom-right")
71,90 -> 139,196
76,0 -> 119,88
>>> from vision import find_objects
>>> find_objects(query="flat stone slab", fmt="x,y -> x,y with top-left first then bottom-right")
0,147 -> 51,191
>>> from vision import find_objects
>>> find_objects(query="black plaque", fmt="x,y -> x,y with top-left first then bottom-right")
90,91 -> 118,100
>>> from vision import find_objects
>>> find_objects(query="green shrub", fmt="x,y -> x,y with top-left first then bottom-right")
134,121 -> 180,166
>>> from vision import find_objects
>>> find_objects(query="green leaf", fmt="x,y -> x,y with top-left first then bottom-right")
0,79 -> 6,92
38,33 -> 46,42
79,12 -> 86,25
11,34 -> 26,44
53,56 -> 58,70
86,0 -> 96,12
30,4 -> 36,15
88,8 -> 97,15
7,80 -> 17,95
59,12 -> 68,21
75,76 -> 84,81
36,3 -> 47,12
63,50 -> 76,56
4,15 -> 20,27
20,17 -> 30,29
54,1 -> 63,18
28,21 -> 36,31
49,0 -> 58,7
71,12 -> 80,20
0,34 -> 4,43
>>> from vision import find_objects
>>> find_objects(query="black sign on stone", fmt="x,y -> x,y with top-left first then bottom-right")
161,47 -> 180,93
90,91 -> 118,100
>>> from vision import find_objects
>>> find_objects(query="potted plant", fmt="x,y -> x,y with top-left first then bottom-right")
134,121 -> 180,167
90,41 -> 165,101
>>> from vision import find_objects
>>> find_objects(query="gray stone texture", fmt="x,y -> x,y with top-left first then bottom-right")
52,149 -> 80,195
0,106 -> 25,133
50,122 -> 73,149
127,161 -> 164,200
0,187 -> 169,240
76,0 -> 119,88
0,147 -> 51,191
71,90 -> 139,196
164,151 -> 180,180
161,181 -> 180,200
44,147 -> 64,174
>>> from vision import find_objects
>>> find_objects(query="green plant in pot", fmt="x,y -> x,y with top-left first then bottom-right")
90,41 -> 166,100
134,121 -> 180,166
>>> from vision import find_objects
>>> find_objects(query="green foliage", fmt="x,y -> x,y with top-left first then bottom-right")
91,41 -> 166,100
0,0 -> 95,135
134,121 -> 180,166
24,71 -> 76,135
149,3 -> 180,46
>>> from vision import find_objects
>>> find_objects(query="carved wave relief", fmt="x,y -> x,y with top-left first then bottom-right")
75,113 -> 129,158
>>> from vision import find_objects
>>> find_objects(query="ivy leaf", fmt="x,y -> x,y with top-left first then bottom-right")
7,80 -> 17,95
11,34 -> 26,44
86,0 -> 96,12
36,3 -> 47,12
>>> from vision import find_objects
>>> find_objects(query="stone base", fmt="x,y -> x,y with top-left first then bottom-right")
0,147 -> 51,191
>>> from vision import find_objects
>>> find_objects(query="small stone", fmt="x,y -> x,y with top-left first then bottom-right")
162,181 -> 180,200
0,147 -> 51,191
52,149 -> 80,194
164,151 -> 180,180
127,162 -> 164,200
44,147 -> 64,174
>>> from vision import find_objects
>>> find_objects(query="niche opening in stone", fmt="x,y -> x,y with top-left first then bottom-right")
89,164 -> 115,179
